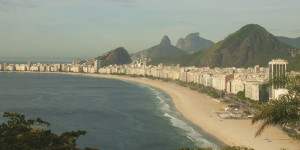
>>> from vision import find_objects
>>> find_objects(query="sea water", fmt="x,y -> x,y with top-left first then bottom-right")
0,72 -> 224,150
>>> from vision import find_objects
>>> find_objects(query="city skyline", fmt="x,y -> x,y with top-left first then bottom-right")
0,0 -> 300,58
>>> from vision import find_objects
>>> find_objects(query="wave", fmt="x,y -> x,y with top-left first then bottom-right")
148,87 -> 217,148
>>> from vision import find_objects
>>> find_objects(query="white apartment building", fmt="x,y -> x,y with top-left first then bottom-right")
268,59 -> 289,100
15,64 -> 27,71
244,81 -> 263,101
227,79 -> 244,94
6,65 -> 15,71
200,74 -> 213,87
212,75 -> 226,91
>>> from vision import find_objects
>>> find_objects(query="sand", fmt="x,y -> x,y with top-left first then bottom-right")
3,71 -> 300,150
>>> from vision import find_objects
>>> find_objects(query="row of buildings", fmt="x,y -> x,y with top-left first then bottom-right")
0,59 -> 289,101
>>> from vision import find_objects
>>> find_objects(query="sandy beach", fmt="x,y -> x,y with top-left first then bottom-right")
2,71 -> 300,149
83,73 -> 299,150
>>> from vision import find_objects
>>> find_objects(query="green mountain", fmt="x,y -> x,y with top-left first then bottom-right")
276,36 -> 300,49
176,32 -> 214,53
131,35 -> 187,60
287,52 -> 300,71
150,24 -> 297,68
97,47 -> 131,66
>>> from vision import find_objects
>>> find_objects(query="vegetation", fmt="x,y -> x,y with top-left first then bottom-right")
252,74 -> 300,137
0,112 -> 97,150
177,146 -> 254,150
236,91 -> 246,100
149,24 -> 297,68
276,36 -> 300,49
287,53 -> 300,71
131,35 -> 187,60
176,32 -> 214,53
96,47 -> 132,67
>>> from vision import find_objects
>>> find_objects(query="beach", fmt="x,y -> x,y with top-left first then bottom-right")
83,73 -> 299,150
2,71 -> 300,150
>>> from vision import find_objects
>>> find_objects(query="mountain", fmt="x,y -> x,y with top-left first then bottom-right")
149,24 -> 298,68
276,36 -> 300,49
97,47 -> 131,66
176,32 -> 214,53
287,51 -> 300,71
131,35 -> 187,60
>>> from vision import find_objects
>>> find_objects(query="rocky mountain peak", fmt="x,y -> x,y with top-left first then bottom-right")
186,32 -> 200,40
176,32 -> 214,53
160,35 -> 171,45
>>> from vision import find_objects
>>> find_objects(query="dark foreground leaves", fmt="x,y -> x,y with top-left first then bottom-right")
0,112 -> 98,150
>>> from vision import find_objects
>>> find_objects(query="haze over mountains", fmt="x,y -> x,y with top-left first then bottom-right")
130,36 -> 187,60
176,32 -> 214,54
276,36 -> 300,49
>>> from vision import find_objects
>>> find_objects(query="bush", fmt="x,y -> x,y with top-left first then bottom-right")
236,91 -> 246,100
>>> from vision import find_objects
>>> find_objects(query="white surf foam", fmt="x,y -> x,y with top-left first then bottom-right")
149,85 -> 218,148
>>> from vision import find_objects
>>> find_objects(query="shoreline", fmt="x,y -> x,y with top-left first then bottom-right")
1,71 -> 299,150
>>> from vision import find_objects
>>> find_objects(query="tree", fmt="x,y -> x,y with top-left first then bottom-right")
252,74 -> 300,137
0,112 -> 98,150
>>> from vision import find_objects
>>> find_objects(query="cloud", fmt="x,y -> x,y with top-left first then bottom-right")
0,0 -> 35,12
104,0 -> 137,7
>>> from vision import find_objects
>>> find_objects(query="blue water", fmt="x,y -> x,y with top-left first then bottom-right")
0,72 -> 223,150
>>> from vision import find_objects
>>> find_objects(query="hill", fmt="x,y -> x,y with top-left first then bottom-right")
149,24 -> 297,68
97,47 -> 131,66
176,32 -> 214,53
131,36 -> 187,60
287,52 -> 300,71
276,36 -> 300,49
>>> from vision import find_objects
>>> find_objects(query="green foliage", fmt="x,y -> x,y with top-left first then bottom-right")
236,91 -> 246,100
228,104 -> 240,109
177,146 -> 253,150
0,112 -> 97,150
282,127 -> 300,140
97,47 -> 131,67
252,74 -> 300,137
276,36 -> 300,49
177,147 -> 213,150
220,146 -> 254,150
287,53 -> 300,71
208,90 -> 220,98
243,110 -> 251,116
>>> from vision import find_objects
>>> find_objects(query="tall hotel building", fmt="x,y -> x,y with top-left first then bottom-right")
268,59 -> 288,100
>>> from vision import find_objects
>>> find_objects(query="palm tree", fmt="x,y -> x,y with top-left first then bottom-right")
252,74 -> 300,137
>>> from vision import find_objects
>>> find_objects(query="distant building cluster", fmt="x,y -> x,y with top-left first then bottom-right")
0,59 -> 290,101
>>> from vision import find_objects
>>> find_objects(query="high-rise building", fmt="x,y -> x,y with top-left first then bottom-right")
268,59 -> 288,100
27,61 -> 32,66
3,63 -> 7,71
269,59 -> 288,80
94,59 -> 101,73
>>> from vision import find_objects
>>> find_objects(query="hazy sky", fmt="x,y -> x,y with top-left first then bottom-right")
0,0 -> 300,59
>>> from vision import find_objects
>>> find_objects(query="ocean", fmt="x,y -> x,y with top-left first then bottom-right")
0,72 -> 224,150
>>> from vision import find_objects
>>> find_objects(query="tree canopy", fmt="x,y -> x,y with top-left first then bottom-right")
252,74 -> 300,137
0,112 -> 97,150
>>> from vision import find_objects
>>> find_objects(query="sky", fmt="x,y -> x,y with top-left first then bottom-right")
0,0 -> 300,59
